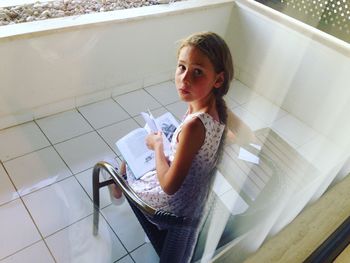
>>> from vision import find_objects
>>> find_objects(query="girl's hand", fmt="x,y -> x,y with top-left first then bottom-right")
145,131 -> 163,150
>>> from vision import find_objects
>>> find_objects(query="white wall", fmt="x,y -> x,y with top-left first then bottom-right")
0,0 -> 233,129
226,0 -> 350,150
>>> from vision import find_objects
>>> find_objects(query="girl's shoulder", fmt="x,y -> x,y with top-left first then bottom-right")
180,114 -> 206,136
184,112 -> 225,129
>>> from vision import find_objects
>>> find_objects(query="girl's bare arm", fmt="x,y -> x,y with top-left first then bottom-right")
146,118 -> 205,195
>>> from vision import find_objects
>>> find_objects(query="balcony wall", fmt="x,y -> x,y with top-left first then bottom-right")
0,0 -> 233,129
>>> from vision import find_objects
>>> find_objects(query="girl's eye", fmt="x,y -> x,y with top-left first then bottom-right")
178,64 -> 185,71
194,69 -> 203,76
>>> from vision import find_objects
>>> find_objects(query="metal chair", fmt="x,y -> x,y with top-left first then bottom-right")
92,161 -> 202,262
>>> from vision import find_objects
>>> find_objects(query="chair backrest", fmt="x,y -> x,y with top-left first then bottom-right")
191,127 -> 318,262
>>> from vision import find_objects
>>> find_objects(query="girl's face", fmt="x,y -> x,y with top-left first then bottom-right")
175,45 -> 223,104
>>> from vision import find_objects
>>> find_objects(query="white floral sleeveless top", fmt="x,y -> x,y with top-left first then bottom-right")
127,112 -> 225,219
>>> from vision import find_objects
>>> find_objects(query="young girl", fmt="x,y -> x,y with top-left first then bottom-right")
110,31 -> 233,221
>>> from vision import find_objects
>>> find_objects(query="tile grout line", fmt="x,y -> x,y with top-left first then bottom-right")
97,203 -> 141,260
0,161 -> 20,206
77,99 -> 132,130
2,175 -> 58,262
75,105 -> 125,160
1,144 -> 53,164
6,122 -> 59,262
114,254 -> 136,263
113,85 -> 170,112
42,212 -> 95,239
0,159 -> 57,263
33,120 -> 75,176
0,240 -> 54,262
143,85 -> 171,108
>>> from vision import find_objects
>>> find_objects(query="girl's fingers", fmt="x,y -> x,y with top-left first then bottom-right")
145,132 -> 163,150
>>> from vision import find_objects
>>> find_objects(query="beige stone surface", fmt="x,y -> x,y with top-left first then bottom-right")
216,174 -> 350,263
334,244 -> 350,263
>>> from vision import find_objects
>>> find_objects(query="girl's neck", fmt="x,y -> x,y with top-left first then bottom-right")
187,95 -> 220,121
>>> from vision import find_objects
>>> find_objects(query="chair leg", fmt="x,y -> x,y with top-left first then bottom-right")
92,166 -> 101,235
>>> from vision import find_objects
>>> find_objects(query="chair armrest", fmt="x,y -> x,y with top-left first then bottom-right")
93,161 -> 192,225
93,161 -> 157,216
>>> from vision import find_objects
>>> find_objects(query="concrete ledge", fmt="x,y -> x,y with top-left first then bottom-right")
0,0 -> 233,39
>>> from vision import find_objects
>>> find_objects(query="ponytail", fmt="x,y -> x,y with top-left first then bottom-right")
215,94 -> 228,125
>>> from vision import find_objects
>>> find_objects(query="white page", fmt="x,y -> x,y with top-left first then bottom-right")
156,112 -> 179,154
121,129 -> 150,159
116,111 -> 179,179
141,111 -> 179,155
238,147 -> 260,164
141,111 -> 157,133
155,112 -> 179,141
116,128 -> 155,179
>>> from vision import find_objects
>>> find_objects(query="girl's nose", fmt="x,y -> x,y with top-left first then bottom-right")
182,70 -> 191,85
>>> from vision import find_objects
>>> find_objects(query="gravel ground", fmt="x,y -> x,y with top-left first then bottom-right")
0,0 -> 183,26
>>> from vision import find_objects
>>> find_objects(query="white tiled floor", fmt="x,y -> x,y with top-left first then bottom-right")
0,79 -> 346,262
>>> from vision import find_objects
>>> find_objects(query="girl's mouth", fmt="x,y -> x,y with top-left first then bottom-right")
179,88 -> 190,94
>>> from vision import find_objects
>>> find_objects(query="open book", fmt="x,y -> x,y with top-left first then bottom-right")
116,111 -> 179,179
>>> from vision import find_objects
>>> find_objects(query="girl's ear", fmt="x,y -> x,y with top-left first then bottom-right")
213,72 -> 225,89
